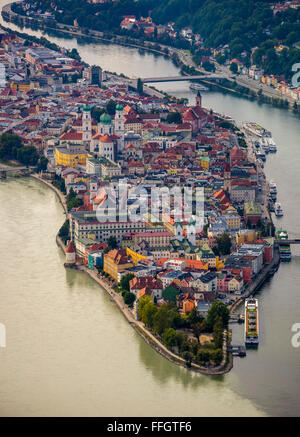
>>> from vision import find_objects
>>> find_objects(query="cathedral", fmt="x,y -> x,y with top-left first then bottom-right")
59,103 -> 125,164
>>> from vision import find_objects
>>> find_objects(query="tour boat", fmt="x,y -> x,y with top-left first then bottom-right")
267,138 -> 277,152
269,180 -> 277,194
245,298 -> 259,346
275,202 -> 284,217
189,83 -> 208,91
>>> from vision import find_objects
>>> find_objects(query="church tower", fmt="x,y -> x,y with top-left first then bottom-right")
196,90 -> 202,108
82,104 -> 92,145
175,221 -> 183,242
114,104 -> 125,151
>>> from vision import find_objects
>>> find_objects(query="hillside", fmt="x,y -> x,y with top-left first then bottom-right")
14,0 -> 300,80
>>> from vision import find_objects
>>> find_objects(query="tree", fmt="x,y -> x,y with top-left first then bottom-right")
123,291 -> 136,307
196,349 -> 210,365
37,156 -> 48,172
166,111 -> 182,124
107,236 -> 117,250
162,328 -> 177,349
120,273 -> 134,292
106,99 -> 116,115
139,296 -> 158,329
153,305 -> 177,336
0,133 -> 22,159
206,302 -> 230,332
213,317 -> 224,349
210,348 -> 223,365
58,219 -> 70,243
182,351 -> 192,367
230,62 -> 238,74
217,233 -> 232,255
191,320 -> 206,344
187,307 -> 203,326
16,146 -> 39,166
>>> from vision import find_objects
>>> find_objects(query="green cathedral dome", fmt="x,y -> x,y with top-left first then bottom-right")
100,113 -> 112,124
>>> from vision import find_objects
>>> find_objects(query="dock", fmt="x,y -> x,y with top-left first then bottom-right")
228,345 -> 246,357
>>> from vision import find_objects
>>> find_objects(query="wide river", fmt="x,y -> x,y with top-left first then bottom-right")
0,3 -> 300,417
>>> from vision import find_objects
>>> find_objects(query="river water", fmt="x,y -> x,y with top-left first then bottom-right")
0,3 -> 300,417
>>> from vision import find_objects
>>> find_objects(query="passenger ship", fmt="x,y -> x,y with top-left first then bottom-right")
245,298 -> 259,346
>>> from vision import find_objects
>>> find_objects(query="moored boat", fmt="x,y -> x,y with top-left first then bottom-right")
245,298 -> 259,346
275,202 -> 283,217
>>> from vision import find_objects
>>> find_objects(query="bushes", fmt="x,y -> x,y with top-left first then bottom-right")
122,291 -> 136,307
58,219 -> 70,244
195,348 -> 223,366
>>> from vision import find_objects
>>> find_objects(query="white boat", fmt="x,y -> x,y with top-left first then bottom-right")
269,180 -> 277,194
267,137 -> 277,152
275,202 -> 284,216
189,83 -> 208,91
243,122 -> 271,138
256,148 -> 266,161
245,298 -> 259,346
260,137 -> 270,153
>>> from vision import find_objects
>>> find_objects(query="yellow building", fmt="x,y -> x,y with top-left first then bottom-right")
200,156 -> 210,169
103,249 -> 134,282
55,147 -> 87,168
236,229 -> 257,246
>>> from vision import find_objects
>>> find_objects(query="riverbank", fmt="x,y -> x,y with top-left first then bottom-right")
29,172 -> 233,376
230,247 -> 281,315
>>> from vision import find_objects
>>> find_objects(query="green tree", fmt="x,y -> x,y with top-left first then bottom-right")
196,349 -> 210,365
153,305 -> 177,336
191,320 -> 206,344
230,62 -> 238,74
120,273 -> 134,292
107,236 -> 117,250
210,348 -> 223,365
206,302 -> 230,332
217,232 -> 232,255
106,99 -> 116,115
123,291 -> 136,307
141,301 -> 158,329
182,350 -> 192,367
213,316 -> 224,349
162,327 -> 177,349
166,111 -> 182,124
37,156 -> 48,172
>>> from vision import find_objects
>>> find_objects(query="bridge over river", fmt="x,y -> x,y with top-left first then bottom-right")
140,74 -> 225,84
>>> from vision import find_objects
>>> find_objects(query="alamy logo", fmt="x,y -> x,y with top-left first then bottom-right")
0,323 -> 6,348
291,323 -> 300,348
291,63 -> 300,88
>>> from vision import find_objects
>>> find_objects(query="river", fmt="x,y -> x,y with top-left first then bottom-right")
0,2 -> 300,417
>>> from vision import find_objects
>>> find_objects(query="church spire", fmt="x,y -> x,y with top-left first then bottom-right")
196,90 -> 202,107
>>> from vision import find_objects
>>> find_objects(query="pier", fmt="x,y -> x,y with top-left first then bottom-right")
228,345 -> 247,357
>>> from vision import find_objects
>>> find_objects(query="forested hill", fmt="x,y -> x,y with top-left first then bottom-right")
18,0 -> 300,78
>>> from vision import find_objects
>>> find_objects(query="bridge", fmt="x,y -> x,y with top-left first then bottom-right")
0,166 -> 36,172
140,74 -> 225,84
